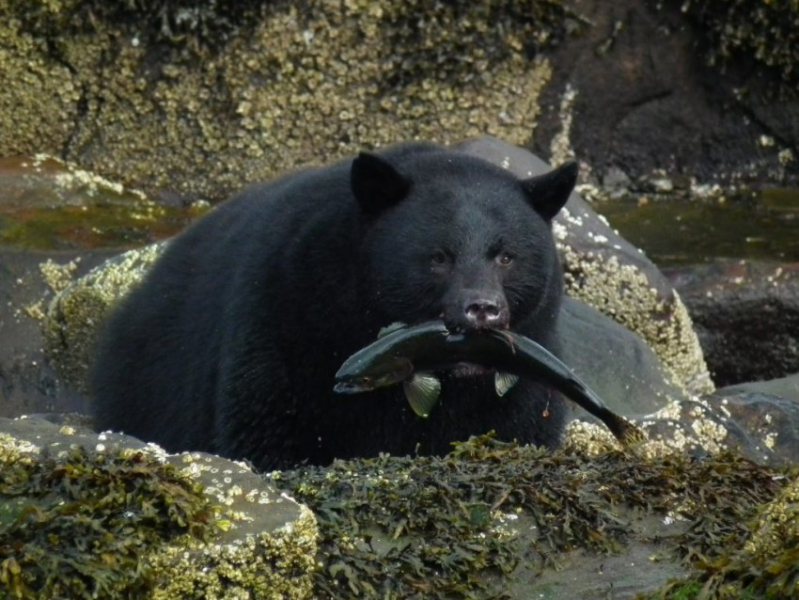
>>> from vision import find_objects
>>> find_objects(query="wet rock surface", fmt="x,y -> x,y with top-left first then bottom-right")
666,258 -> 799,386
0,0 -> 570,202
0,248 -> 112,418
532,0 -> 798,188
1,0 -> 796,208
42,243 -> 168,395
270,433 -> 796,600
559,297 -> 688,418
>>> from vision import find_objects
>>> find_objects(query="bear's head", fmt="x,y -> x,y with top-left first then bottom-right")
353,148 -> 577,339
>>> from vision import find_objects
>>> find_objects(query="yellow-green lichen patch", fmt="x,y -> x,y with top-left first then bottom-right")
559,246 -> 713,395
1,0 -> 582,201
42,242 -> 167,393
272,434 -> 790,599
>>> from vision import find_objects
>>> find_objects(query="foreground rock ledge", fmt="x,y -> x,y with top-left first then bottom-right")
0,415 -> 318,600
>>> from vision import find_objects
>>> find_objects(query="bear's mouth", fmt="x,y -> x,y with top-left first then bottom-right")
447,362 -> 495,378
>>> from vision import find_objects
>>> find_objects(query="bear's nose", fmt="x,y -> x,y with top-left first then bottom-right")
463,296 -> 508,329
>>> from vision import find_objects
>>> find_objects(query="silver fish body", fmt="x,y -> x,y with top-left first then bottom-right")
333,321 -> 450,394
334,321 -> 644,445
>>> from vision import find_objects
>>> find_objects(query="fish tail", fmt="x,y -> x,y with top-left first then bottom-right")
609,415 -> 647,447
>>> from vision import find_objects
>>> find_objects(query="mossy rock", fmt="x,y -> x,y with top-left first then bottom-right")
271,433 -> 797,599
0,415 -> 318,600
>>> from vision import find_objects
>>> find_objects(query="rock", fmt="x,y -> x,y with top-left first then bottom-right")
532,0 -> 799,189
2,0 -> 795,209
0,248 -> 116,417
0,154 -> 193,414
272,433 -> 794,599
715,372 -> 799,403
459,136 -> 713,395
601,165 -> 632,198
559,297 -> 688,418
569,373 -> 799,467
665,258 -> 799,386
563,371 -> 799,466
0,0 -> 570,202
0,414 -> 318,599
702,374 -> 799,466
43,243 -> 167,394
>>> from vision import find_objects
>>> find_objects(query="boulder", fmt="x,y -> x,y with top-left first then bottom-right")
559,297 -> 688,418
666,259 -> 799,386
0,248 -> 113,417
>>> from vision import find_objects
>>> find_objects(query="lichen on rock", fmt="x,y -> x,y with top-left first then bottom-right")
559,246 -> 713,395
1,0 -> 580,201
43,242 -> 167,394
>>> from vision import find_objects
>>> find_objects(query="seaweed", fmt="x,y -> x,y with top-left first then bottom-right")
273,433 -> 792,599
0,446 -> 217,599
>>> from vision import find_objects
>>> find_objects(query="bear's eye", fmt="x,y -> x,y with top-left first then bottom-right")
496,252 -> 514,266
430,250 -> 449,266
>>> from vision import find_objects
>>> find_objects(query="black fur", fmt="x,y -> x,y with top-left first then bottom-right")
91,143 -> 577,470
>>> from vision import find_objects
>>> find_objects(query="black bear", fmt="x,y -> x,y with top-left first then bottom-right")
91,143 -> 578,470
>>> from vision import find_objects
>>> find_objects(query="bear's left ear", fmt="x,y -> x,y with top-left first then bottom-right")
351,152 -> 411,215
521,161 -> 578,221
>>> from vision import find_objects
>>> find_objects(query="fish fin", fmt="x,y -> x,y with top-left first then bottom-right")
377,321 -> 408,338
403,373 -> 441,418
610,416 -> 648,447
494,372 -> 519,397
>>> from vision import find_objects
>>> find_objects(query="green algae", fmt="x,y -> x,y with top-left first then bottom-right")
0,155 -> 208,250
0,200 -> 207,250
272,434 -> 792,599
596,194 -> 799,267
0,202 -> 201,250
0,445 -> 219,599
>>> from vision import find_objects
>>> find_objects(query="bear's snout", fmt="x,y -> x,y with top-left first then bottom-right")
455,291 -> 509,330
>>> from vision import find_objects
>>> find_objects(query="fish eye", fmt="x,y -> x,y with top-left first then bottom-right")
359,376 -> 372,385
496,252 -> 514,266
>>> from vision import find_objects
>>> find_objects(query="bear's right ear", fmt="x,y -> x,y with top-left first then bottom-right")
521,161 -> 578,221
351,152 -> 411,215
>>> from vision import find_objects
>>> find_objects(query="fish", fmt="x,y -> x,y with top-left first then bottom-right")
332,321 -> 450,418
333,320 -> 645,446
